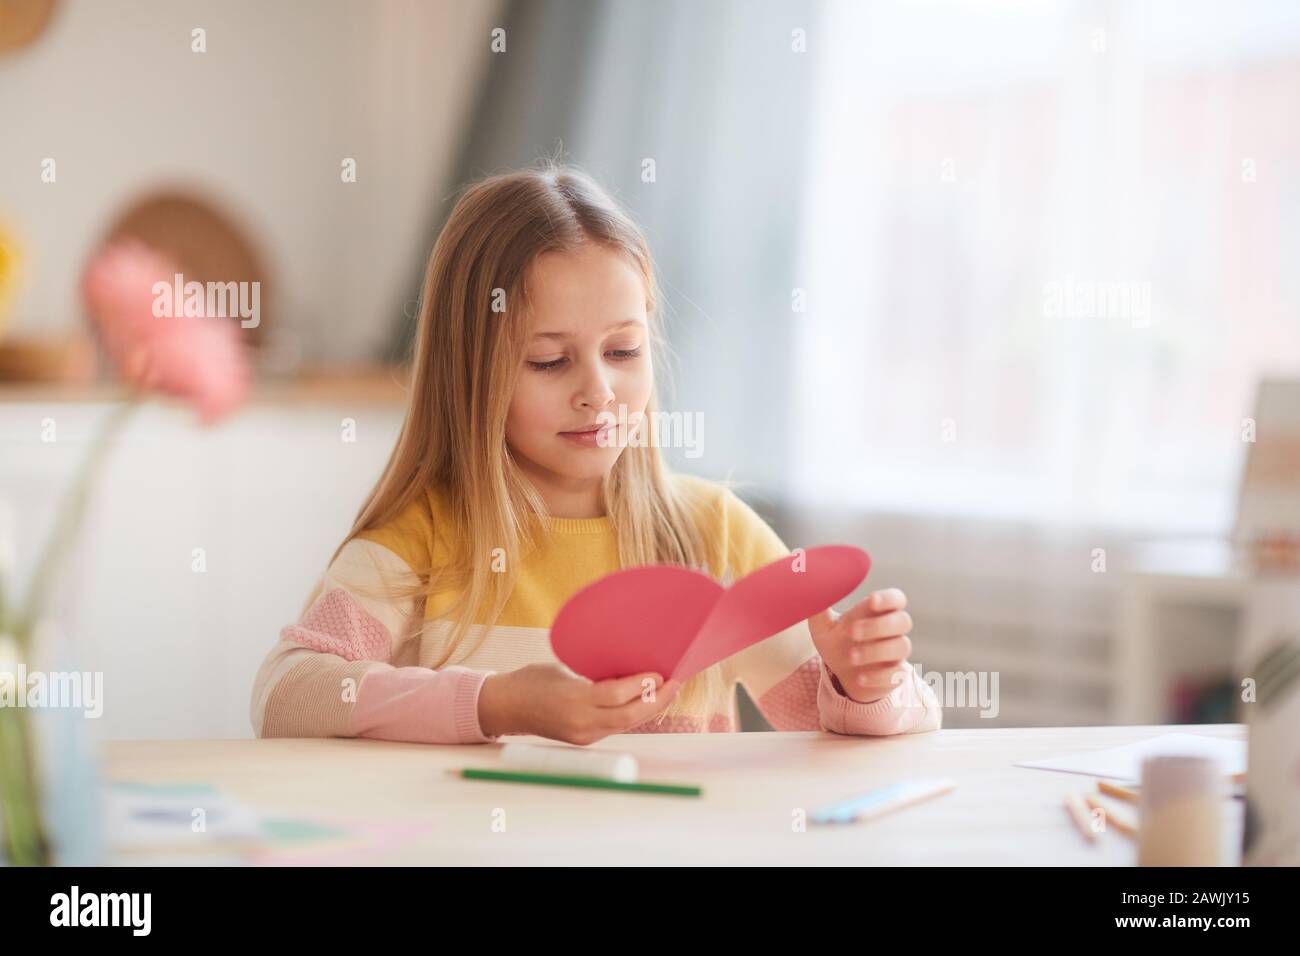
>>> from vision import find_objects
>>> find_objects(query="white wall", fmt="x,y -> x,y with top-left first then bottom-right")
0,0 -> 504,360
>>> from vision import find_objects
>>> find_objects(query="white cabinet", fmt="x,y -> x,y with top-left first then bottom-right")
0,398 -> 404,740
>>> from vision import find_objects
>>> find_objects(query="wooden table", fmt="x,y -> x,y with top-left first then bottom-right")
103,724 -> 1246,865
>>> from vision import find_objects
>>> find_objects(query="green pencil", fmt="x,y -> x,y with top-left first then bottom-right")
447,767 -> 702,796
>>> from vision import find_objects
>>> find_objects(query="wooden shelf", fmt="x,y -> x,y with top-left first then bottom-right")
0,364 -> 412,406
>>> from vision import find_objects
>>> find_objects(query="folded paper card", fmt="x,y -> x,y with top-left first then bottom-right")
550,545 -> 871,682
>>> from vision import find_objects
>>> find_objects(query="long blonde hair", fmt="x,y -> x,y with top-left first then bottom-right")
325,162 -> 730,722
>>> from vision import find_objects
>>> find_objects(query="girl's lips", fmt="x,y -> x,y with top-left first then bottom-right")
559,425 -> 615,447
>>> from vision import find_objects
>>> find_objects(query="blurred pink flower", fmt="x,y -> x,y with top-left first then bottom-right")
79,237 -> 250,424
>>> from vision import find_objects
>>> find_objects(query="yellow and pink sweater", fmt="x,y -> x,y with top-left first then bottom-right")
250,474 -> 942,743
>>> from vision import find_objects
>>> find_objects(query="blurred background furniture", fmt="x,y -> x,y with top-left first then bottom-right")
1116,539 -> 1248,725
1115,380 -> 1300,725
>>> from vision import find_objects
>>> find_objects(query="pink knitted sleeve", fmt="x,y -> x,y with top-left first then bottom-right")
250,538 -> 497,745
753,655 -> 941,735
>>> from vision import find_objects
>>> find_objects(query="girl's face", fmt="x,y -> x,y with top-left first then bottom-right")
506,242 -> 653,498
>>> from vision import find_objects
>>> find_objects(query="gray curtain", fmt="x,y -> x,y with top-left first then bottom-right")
390,0 -> 823,504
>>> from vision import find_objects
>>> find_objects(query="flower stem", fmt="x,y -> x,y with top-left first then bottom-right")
0,698 -> 49,865
15,393 -> 142,645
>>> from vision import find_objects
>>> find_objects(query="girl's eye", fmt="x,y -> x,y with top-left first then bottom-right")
526,347 -> 642,372
527,357 -> 566,371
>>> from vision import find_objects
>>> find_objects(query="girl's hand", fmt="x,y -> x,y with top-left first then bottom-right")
478,662 -> 682,745
808,588 -> 913,704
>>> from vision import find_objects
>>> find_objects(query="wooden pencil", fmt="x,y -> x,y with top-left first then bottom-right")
1064,792 -> 1100,843
1098,779 -> 1139,802
1085,794 -> 1138,840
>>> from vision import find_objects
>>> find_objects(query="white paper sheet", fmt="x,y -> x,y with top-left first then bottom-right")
1014,733 -> 1247,782
106,782 -> 264,850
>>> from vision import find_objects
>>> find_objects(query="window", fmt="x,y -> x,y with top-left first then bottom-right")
794,0 -> 1300,532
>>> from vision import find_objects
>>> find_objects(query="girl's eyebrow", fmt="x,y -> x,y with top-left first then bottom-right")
532,318 -> 643,340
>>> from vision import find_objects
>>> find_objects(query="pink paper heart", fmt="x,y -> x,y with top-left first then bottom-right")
550,545 -> 870,682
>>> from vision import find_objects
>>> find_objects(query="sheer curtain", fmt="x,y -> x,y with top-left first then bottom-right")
794,0 -> 1300,534
407,0 -> 818,499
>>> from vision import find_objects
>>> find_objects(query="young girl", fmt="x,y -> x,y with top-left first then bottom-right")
250,164 -> 941,746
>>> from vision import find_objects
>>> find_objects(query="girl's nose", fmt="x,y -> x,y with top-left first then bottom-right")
575,367 -> 616,410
